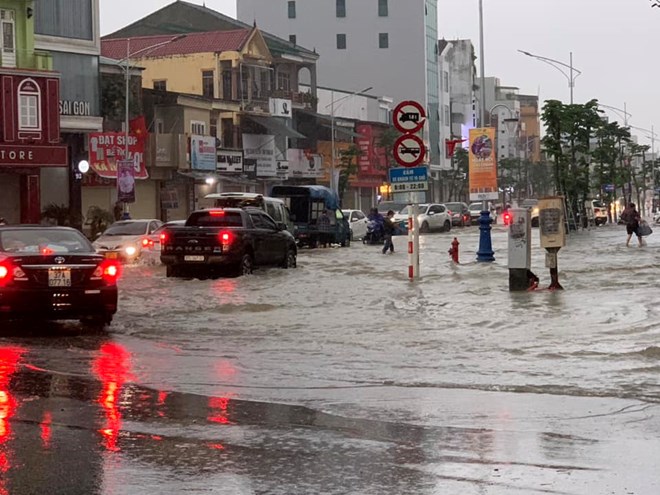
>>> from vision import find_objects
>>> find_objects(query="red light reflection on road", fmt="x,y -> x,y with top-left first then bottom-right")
0,347 -> 25,495
40,411 -> 52,449
92,343 -> 134,452
214,360 -> 237,379
208,395 -> 235,425
211,279 -> 237,295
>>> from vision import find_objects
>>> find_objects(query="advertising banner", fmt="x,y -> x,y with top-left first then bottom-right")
89,133 -> 148,179
287,148 -> 323,178
217,149 -> 243,173
269,98 -> 292,118
468,127 -> 499,201
191,135 -> 217,171
117,160 -> 136,204
242,134 -> 276,177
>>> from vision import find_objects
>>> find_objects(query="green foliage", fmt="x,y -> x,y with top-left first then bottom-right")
41,203 -> 82,227
377,127 -> 399,169
101,73 -> 143,123
86,206 -> 115,239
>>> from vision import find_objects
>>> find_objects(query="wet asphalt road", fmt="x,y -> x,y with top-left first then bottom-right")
0,222 -> 659,494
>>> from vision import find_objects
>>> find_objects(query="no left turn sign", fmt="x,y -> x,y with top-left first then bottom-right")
393,100 -> 426,134
394,134 -> 426,168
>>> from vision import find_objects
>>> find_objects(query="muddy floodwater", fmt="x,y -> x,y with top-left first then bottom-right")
1,224 -> 659,494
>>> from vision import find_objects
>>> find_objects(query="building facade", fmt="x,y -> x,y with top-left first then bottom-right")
34,0 -> 102,226
0,0 -> 69,224
446,39 -> 478,145
518,94 -> 541,164
236,0 -> 442,171
484,77 -> 521,161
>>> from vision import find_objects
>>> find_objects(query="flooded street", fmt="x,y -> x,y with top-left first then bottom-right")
1,223 -> 659,494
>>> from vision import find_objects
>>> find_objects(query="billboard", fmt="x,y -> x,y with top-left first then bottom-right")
468,127 -> 498,201
242,134 -> 276,177
116,160 -> 136,204
190,135 -> 217,171
88,133 -> 148,179
217,149 -> 243,173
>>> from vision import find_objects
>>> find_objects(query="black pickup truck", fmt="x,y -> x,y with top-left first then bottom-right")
160,207 -> 297,278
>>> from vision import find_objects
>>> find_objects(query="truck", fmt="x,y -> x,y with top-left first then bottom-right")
160,207 -> 297,278
270,185 -> 351,248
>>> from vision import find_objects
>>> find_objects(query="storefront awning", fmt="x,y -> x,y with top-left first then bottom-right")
321,124 -> 365,139
177,170 -> 259,186
247,115 -> 306,139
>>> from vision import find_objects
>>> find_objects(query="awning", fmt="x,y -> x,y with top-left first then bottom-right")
321,124 -> 365,139
247,115 -> 306,139
177,170 -> 258,186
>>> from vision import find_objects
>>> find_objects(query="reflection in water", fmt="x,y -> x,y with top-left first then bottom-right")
0,347 -> 25,495
92,342 -> 134,452
40,411 -> 52,449
208,395 -> 235,426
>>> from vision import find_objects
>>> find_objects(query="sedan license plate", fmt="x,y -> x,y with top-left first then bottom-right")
104,252 -> 119,259
184,255 -> 205,262
48,268 -> 71,287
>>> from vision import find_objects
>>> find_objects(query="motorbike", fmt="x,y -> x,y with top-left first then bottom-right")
363,220 -> 385,245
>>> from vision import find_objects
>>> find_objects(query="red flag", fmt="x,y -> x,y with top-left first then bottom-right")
445,138 -> 467,158
129,116 -> 148,142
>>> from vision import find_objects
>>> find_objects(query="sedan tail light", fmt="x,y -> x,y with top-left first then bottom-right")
92,260 -> 121,285
141,238 -> 150,247
0,260 -> 12,287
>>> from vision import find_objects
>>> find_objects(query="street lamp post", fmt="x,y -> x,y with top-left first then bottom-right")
325,86 -> 373,195
518,50 -> 581,104
117,35 -> 186,218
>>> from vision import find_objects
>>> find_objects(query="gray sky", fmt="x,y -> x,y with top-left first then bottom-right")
101,0 -> 660,148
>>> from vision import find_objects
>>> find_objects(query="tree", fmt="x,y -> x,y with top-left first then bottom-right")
337,144 -> 362,205
377,127 -> 399,169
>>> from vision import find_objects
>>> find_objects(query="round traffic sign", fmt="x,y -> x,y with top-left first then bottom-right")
393,134 -> 426,168
393,100 -> 426,134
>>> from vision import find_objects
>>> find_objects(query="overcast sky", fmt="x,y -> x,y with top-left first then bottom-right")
101,0 -> 660,148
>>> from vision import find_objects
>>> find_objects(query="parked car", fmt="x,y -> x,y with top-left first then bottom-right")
343,209 -> 368,240
469,202 -> 483,225
160,207 -> 297,278
519,199 -> 540,227
141,220 -> 186,260
0,226 -> 120,326
585,199 -> 608,226
92,219 -> 164,261
393,203 -> 451,233
376,202 -> 407,216
444,202 -> 471,227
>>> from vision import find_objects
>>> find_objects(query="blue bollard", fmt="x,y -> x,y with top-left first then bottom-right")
476,210 -> 495,262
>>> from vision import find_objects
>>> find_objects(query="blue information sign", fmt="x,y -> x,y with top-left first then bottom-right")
388,166 -> 429,193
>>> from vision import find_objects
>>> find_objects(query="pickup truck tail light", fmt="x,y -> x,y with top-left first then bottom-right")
219,231 -> 234,250
160,232 -> 168,246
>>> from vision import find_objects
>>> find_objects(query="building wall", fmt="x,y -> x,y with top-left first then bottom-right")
0,173 -> 20,223
447,39 -> 477,145
237,0 -> 428,107
139,52 -> 218,96
520,96 -> 541,163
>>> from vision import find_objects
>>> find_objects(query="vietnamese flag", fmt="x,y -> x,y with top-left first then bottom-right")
129,116 -> 148,142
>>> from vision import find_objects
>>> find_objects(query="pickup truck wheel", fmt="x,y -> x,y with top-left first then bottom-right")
281,248 -> 297,269
236,253 -> 254,276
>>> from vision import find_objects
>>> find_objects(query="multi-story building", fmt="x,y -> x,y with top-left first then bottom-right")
484,77 -> 521,161
518,94 -> 541,164
33,0 -> 102,226
445,39 -> 478,145
236,0 -> 442,175
0,0 -> 69,224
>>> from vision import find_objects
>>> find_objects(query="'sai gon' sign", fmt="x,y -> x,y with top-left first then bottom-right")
59,100 -> 91,116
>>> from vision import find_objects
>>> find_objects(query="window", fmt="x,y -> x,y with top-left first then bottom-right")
0,9 -> 16,67
287,1 -> 296,18
277,70 -> 291,91
202,70 -> 214,98
153,80 -> 167,91
336,34 -> 346,50
222,69 -> 232,100
155,120 -> 164,134
379,33 -> 388,49
191,120 -> 206,135
378,0 -> 388,16
18,79 -> 41,130
336,0 -> 346,17
289,34 -> 296,45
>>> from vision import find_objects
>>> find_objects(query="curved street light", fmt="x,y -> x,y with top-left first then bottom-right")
324,86 -> 373,194
518,50 -> 581,104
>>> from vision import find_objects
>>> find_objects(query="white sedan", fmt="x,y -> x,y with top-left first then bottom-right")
92,219 -> 163,261
394,204 -> 451,233
343,209 -> 368,240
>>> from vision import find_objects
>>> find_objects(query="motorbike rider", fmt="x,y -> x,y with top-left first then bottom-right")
365,207 -> 385,244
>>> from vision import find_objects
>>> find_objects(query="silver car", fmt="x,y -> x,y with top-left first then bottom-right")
343,209 -> 368,240
92,219 -> 163,261
393,204 -> 451,233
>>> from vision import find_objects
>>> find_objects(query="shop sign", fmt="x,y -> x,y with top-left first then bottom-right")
88,132 -> 148,179
191,135 -> 217,171
217,149 -> 243,173
59,100 -> 92,116
242,134 -> 276,177
0,145 -> 68,166
287,148 -> 323,178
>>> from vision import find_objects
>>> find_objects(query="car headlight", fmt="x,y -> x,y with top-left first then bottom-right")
125,245 -> 137,257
